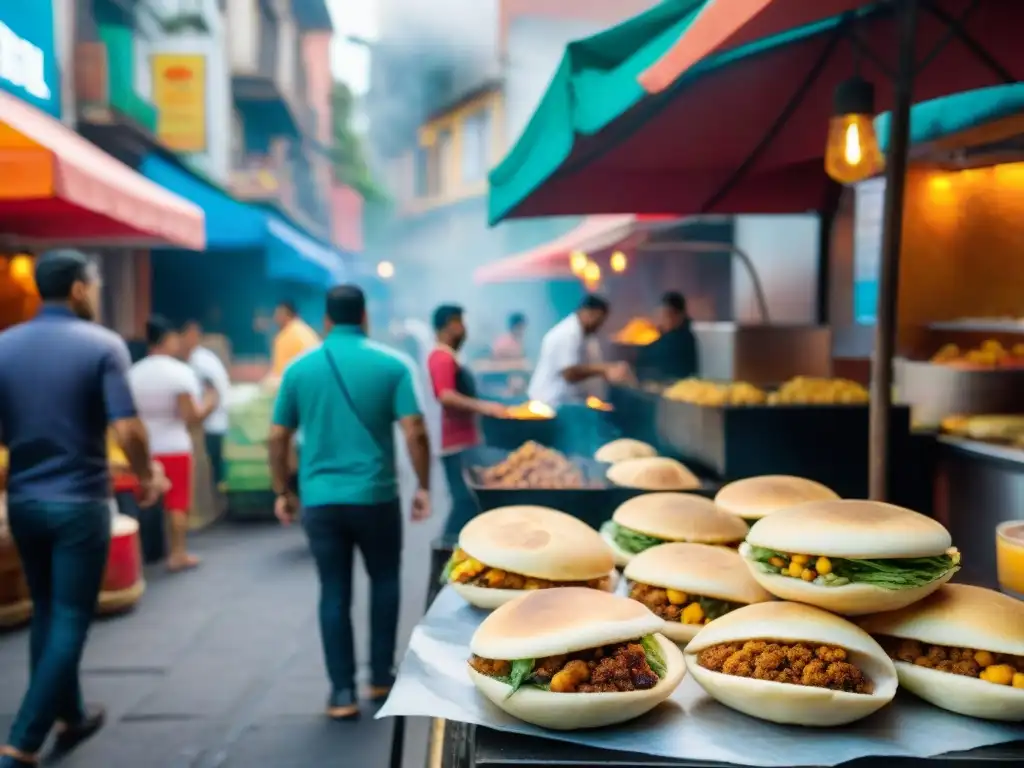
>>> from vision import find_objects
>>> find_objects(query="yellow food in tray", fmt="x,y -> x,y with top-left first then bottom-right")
940,414 -> 1024,442
613,317 -> 660,346
663,379 -> 767,406
506,401 -> 555,420
767,377 -> 869,405
931,339 -> 1024,368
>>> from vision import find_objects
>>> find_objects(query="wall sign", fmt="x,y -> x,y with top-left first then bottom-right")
0,3 -> 60,116
152,53 -> 207,153
853,178 -> 885,325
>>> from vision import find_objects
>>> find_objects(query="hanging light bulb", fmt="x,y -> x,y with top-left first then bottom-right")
376,260 -> 395,279
582,261 -> 601,285
824,76 -> 884,185
610,251 -> 628,273
9,255 -> 35,289
569,250 -> 589,276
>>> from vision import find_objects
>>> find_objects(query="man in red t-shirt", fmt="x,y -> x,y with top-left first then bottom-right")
427,305 -> 507,538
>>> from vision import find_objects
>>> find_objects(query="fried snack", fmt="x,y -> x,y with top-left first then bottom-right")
477,442 -> 592,489
861,585 -> 1024,721
685,601 -> 897,727
663,378 -> 767,406
444,506 -> 616,609
467,588 -> 685,730
601,494 -> 747,567
767,377 -> 869,405
713,475 -> 839,522
624,543 -> 772,644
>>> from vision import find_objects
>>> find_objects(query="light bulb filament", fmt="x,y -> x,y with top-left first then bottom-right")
844,122 -> 863,165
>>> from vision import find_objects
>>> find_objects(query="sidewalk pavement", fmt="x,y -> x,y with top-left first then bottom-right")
0,517 -> 437,768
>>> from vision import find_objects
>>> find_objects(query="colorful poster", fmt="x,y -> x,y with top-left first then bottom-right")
151,54 -> 206,153
853,178 -> 885,325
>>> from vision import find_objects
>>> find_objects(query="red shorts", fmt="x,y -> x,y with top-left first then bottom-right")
157,453 -> 193,513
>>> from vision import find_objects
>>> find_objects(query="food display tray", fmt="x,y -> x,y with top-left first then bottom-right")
462,446 -> 719,531
653,399 -> 916,497
482,407 -> 621,457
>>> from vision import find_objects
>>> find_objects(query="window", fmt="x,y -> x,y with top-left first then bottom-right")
415,146 -> 431,198
461,108 -> 491,183
435,128 -> 453,193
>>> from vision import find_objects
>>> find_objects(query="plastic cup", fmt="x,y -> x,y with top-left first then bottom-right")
995,520 -> 1024,600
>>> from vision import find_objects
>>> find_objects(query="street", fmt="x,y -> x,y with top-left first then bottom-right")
0,503 -> 440,767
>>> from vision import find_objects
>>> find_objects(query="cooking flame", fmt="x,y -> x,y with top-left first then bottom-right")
586,396 -> 613,412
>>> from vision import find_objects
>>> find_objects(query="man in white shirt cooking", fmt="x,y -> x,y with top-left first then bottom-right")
528,294 -> 632,407
128,317 -> 217,571
181,320 -> 231,493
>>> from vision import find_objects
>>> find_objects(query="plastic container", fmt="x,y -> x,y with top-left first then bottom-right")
995,520 -> 1024,599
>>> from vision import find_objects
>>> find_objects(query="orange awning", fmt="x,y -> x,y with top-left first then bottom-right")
474,215 -> 672,284
0,90 -> 205,249
639,0 -> 869,94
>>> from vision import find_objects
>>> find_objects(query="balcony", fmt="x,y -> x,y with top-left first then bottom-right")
228,0 -> 298,137
75,40 -> 159,146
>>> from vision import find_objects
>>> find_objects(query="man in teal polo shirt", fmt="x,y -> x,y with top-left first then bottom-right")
268,284 -> 431,721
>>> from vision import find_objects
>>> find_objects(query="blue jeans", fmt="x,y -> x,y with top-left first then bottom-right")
441,452 -> 477,540
6,500 -> 110,753
302,500 -> 402,694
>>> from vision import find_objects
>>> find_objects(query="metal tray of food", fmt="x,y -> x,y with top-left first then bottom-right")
462,446 -> 718,531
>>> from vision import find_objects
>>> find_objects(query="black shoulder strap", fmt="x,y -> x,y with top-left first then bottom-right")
323,348 -> 384,452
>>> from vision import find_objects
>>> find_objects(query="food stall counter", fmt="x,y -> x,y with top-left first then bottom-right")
466,727 -> 1024,768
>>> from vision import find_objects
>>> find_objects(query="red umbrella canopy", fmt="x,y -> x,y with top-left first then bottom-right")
508,0 -> 1022,219
639,0 -> 872,92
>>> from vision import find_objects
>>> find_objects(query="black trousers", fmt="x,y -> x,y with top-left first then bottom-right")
204,432 -> 225,487
302,500 -> 402,693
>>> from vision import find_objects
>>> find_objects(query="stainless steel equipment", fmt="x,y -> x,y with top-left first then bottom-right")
897,360 -> 1024,427
693,323 -> 832,384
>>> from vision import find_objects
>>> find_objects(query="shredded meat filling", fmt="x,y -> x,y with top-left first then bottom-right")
470,641 -> 660,694
879,637 -> 1024,688
697,640 -> 873,694
628,581 -> 738,624
449,549 -> 607,590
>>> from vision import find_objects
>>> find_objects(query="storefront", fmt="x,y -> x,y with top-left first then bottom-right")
0,2 -> 61,118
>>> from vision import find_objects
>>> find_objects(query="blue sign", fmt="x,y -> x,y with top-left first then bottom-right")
853,178 -> 885,325
0,2 -> 61,116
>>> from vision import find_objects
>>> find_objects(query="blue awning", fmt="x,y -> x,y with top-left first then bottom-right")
140,152 -> 348,287
139,154 -> 266,251
266,215 -> 347,286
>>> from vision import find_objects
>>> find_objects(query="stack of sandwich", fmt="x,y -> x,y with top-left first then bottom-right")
440,475 -> 1023,731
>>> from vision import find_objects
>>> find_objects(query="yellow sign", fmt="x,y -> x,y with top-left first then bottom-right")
151,54 -> 206,153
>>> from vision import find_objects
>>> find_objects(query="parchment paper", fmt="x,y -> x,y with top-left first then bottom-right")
377,587 -> 1023,767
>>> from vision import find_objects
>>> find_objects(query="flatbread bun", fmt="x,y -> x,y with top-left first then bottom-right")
746,499 -> 952,558
468,633 -> 685,730
470,587 -> 664,660
859,585 -> 1024,721
595,439 -> 658,464
714,476 -> 839,520
612,494 -> 748,544
739,543 -> 955,616
625,543 -> 774,606
451,570 -> 619,610
685,601 -> 897,726
458,506 -> 614,582
607,457 -> 701,491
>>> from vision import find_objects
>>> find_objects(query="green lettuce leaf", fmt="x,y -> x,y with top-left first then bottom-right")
440,553 -> 458,585
697,596 -> 738,621
604,521 -> 665,554
745,546 -> 959,590
503,658 -> 535,698
641,634 -> 668,679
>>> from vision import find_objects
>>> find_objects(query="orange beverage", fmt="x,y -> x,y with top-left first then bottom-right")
995,521 -> 1024,599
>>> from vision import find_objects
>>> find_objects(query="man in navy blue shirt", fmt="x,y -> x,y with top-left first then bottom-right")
0,251 -> 157,767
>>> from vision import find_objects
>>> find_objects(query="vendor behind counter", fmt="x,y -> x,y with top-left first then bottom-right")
636,291 -> 699,383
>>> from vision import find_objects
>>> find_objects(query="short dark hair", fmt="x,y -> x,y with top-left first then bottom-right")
325,284 -> 366,326
579,294 -> 610,314
34,250 -> 92,301
508,312 -> 526,330
662,291 -> 687,314
146,315 -> 174,346
432,304 -> 464,332
276,300 -> 297,316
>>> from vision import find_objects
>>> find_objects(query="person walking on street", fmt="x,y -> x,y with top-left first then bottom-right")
0,252 -> 158,768
268,300 -> 320,382
129,317 -> 216,572
180,321 -> 231,492
269,285 -> 432,721
427,305 -> 507,538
